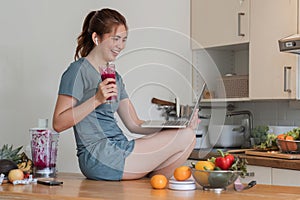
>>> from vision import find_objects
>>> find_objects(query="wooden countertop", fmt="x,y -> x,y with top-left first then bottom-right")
1,173 -> 300,200
190,150 -> 300,171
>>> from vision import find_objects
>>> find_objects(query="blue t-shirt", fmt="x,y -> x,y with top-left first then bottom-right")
58,58 -> 135,180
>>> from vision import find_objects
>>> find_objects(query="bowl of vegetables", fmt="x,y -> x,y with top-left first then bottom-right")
276,127 -> 300,153
191,169 -> 242,191
191,150 -> 248,191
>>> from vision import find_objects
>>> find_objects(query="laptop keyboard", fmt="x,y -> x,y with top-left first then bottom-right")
162,120 -> 188,126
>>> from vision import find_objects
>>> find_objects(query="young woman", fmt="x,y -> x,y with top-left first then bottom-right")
53,8 -> 198,181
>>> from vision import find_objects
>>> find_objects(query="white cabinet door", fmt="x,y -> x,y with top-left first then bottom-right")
241,165 -> 272,185
249,0 -> 298,99
191,0 -> 249,49
272,168 -> 300,186
242,166 -> 300,186
191,0 -> 298,100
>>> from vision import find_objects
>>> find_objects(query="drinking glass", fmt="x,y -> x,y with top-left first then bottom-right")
100,63 -> 117,103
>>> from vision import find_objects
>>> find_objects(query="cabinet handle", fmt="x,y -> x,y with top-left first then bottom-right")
238,12 -> 245,36
284,66 -> 292,93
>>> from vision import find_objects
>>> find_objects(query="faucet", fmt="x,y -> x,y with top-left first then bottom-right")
226,110 -> 253,148
226,110 -> 253,130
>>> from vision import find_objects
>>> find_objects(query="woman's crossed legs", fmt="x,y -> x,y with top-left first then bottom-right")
122,127 -> 196,180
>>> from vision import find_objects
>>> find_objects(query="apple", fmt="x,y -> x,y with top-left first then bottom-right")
8,169 -> 24,183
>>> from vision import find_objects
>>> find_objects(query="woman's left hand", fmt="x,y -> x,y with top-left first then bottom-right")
189,109 -> 200,130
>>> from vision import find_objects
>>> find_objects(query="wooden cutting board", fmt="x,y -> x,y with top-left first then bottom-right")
227,149 -> 254,154
245,150 -> 300,159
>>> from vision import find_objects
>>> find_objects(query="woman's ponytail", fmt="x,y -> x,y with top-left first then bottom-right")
74,11 -> 96,60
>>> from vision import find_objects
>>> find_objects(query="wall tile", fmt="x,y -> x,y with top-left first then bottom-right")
294,120 -> 300,126
236,100 -> 300,127
286,109 -> 300,121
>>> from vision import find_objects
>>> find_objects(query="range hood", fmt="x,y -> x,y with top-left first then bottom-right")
279,0 -> 300,54
279,34 -> 300,54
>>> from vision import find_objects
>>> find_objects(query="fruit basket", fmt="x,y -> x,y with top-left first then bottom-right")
275,127 -> 300,154
191,169 -> 242,191
276,139 -> 300,154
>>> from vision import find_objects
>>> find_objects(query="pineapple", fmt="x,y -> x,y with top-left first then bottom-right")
0,144 -> 23,163
0,144 -> 23,176
0,145 -> 33,174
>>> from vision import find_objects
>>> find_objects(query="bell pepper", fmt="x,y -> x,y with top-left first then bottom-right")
214,149 -> 235,170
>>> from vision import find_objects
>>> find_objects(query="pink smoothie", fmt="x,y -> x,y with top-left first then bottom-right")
101,73 -> 117,101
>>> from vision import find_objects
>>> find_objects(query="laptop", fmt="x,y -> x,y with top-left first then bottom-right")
140,83 -> 206,128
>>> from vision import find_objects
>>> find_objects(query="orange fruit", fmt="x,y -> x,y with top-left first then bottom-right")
285,135 -> 295,141
150,174 -> 168,189
173,166 -> 192,181
195,161 -> 215,171
277,134 -> 286,140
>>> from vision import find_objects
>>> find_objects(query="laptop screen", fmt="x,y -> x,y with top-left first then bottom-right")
187,83 -> 206,125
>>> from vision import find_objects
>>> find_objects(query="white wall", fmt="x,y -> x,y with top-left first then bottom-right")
0,1 -> 192,173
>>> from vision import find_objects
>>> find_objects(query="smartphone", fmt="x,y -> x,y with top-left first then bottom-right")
37,180 -> 63,186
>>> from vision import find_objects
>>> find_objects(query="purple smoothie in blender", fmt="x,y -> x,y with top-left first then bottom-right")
30,119 -> 59,178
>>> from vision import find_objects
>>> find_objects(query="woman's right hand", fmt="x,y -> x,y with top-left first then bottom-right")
96,78 -> 118,104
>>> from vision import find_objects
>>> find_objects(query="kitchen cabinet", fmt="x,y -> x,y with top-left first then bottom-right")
272,168 -> 300,186
241,165 -> 272,185
187,161 -> 300,186
242,165 -> 300,186
191,0 -> 249,49
249,0 -> 297,99
191,0 -> 298,100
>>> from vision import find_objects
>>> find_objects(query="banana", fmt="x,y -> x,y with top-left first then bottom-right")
17,155 -> 33,173
17,162 -> 26,170
23,160 -> 33,173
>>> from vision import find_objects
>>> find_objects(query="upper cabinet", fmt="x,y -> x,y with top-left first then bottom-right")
249,0 -> 297,99
191,0 -> 249,49
191,0 -> 298,100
